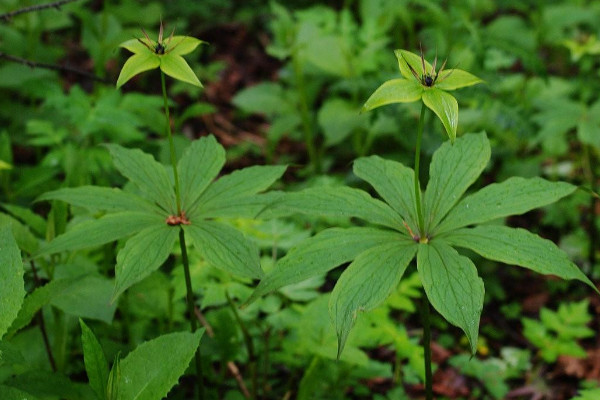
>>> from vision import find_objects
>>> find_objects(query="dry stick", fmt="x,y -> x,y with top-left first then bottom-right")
193,307 -> 251,399
29,260 -> 57,372
0,0 -> 80,21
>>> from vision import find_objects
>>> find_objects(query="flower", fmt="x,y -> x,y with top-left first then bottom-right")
116,21 -> 205,88
362,48 -> 482,142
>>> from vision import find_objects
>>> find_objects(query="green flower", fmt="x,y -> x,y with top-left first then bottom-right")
116,21 -> 205,88
362,49 -> 483,142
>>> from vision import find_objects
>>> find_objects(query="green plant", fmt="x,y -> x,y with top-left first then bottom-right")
246,49 -> 596,399
522,300 -> 595,363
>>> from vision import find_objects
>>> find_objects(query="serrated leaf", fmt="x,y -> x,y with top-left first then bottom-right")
37,186 -> 160,214
116,52 -> 160,88
436,177 -> 577,234
361,79 -> 422,112
80,319 -> 108,400
0,227 -> 25,339
160,54 -> 202,87
178,135 -> 226,212
118,330 -> 203,400
184,221 -> 262,279
36,212 -> 162,258
424,132 -> 490,233
436,69 -> 484,91
422,88 -> 459,141
246,227 -> 403,305
263,186 -> 404,230
443,225 -> 597,292
353,155 -> 418,233
330,240 -> 417,357
417,241 -> 484,354
192,165 -> 286,218
106,144 -> 175,214
113,225 -> 179,300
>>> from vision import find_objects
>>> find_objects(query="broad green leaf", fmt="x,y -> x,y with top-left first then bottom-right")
168,36 -> 205,56
395,49 -> 433,80
417,241 -> 484,354
318,98 -> 368,146
178,135 -> 226,212
119,330 -> 203,400
330,240 -> 417,357
0,227 -> 25,339
361,79 -> 422,112
105,144 -> 175,214
119,38 -> 148,54
160,54 -> 202,87
184,221 -> 262,278
0,385 -> 40,400
246,227 -> 403,305
422,88 -> 459,141
36,212 -> 162,257
113,225 -> 179,300
353,155 -> 418,233
6,276 -> 85,337
192,164 -> 286,217
80,319 -> 109,400
37,186 -> 160,214
196,192 -> 284,219
51,275 -> 117,323
443,226 -> 597,292
1,203 -> 46,236
0,213 -> 39,254
436,69 -> 484,91
116,52 -> 160,88
436,177 -> 576,234
264,186 -> 405,230
1,371 -> 91,399
424,132 -> 490,233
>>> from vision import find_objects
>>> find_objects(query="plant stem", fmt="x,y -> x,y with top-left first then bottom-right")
160,70 -> 182,214
583,145 -> 597,267
180,229 -> 204,399
30,260 -> 56,372
414,103 -> 426,237
421,297 -> 433,400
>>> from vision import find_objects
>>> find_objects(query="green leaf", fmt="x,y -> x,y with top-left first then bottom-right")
37,186 -> 160,214
116,52 -> 160,88
436,177 -> 577,234
424,132 -> 490,233
36,212 -> 162,257
443,226 -> 597,292
319,98 -> 368,146
422,88 -> 459,141
105,144 -> 175,214
330,240 -> 417,357
80,319 -> 108,400
0,385 -> 40,400
246,227 -> 403,305
417,241 -> 484,354
178,135 -> 226,212
435,69 -> 484,91
113,225 -> 179,300
160,54 -> 202,87
51,275 -> 117,323
184,221 -> 262,278
107,353 -> 120,400
119,38 -> 149,54
0,227 -> 25,339
0,203 -> 46,236
196,192 -> 284,219
168,36 -> 205,56
395,49 -> 433,81
361,79 -> 422,112
119,330 -> 203,400
353,155 -> 418,233
264,186 -> 405,230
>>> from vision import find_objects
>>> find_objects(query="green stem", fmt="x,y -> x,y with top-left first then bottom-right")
421,297 -> 433,400
414,103 -> 426,237
583,145 -> 597,267
160,70 -> 182,214
180,229 -> 204,399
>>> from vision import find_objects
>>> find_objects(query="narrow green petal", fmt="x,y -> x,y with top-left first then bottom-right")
116,52 -> 160,88
422,88 -> 459,142
362,79 -> 423,112
160,54 -> 202,87
436,69 -> 483,91
395,49 -> 433,81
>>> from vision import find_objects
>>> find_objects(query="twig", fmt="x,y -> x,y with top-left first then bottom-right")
30,260 -> 57,372
0,52 -> 111,84
0,0 -> 80,21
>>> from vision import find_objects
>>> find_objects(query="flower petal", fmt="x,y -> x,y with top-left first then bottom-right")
116,52 -> 160,88
395,49 -> 434,81
435,69 -> 483,91
160,54 -> 202,87
362,78 -> 423,112
422,88 -> 458,142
